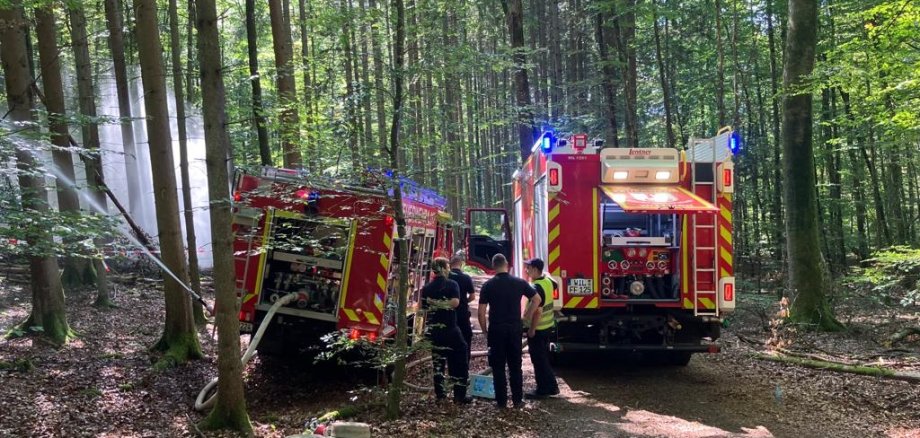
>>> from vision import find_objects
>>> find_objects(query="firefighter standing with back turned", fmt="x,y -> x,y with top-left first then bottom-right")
523,258 -> 560,399
478,253 -> 539,409
421,257 -> 472,404
449,254 -> 476,364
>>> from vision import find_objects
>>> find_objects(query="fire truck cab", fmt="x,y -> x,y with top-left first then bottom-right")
471,129 -> 739,364
232,168 -> 453,355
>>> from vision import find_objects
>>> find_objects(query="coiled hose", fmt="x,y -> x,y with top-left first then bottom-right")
194,292 -> 300,411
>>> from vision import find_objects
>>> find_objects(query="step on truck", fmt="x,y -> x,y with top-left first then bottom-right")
232,167 -> 454,355
467,129 -> 740,365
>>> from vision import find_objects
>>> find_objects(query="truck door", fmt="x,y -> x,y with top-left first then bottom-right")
465,208 -> 512,272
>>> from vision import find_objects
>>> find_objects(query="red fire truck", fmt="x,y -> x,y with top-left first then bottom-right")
467,129 -> 739,364
231,167 -> 454,354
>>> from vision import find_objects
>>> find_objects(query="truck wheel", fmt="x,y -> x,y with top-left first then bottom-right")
666,351 -> 692,366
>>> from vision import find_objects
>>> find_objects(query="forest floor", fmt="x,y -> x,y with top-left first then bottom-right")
0,267 -> 918,437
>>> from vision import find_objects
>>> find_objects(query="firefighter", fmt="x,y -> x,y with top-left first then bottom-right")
421,257 -> 472,404
478,253 -> 539,409
448,254 -> 476,364
523,258 -> 560,399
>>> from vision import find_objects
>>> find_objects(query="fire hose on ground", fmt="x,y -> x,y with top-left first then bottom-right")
194,297 -> 530,404
402,337 -> 528,393
194,292 -> 300,411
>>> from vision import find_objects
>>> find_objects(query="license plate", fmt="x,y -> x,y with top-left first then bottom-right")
567,278 -> 594,296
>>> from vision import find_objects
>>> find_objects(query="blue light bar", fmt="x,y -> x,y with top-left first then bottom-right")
729,131 -> 742,155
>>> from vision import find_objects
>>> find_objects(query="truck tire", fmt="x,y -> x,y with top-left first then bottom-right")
666,351 -> 692,366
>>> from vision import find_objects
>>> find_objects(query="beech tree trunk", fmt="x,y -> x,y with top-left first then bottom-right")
1,1 -> 72,346
596,10 -> 620,148
168,0 -> 206,324
269,0 -> 302,168
104,0 -> 143,220
133,0 -> 203,364
67,3 -> 111,303
195,0 -> 253,432
298,0 -> 315,171
35,6 -> 85,293
781,0 -> 841,331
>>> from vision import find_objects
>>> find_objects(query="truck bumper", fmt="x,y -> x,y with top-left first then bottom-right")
553,342 -> 720,354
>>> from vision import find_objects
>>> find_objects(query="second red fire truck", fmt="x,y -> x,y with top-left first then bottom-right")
467,129 -> 739,364
232,168 -> 454,354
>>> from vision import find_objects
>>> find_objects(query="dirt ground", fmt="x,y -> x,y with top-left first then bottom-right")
1,270 -> 918,437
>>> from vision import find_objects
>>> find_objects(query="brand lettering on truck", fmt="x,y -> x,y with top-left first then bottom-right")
628,149 -> 652,156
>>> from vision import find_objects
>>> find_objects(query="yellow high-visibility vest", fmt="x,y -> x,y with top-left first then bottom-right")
532,277 -> 556,331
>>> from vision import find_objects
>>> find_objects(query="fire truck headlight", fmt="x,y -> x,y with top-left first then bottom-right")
655,171 -> 671,180
613,171 -> 628,180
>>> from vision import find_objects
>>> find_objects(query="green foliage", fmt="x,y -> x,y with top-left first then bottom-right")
850,246 -> 920,307
0,358 -> 34,373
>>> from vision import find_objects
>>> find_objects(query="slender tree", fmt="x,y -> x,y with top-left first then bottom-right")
1,0 -> 72,346
168,0 -> 206,325
103,0 -> 142,219
781,0 -> 841,330
269,0 -> 302,168
196,0 -> 253,432
247,0 -> 272,166
385,0 -> 410,419
67,2 -> 112,304
501,0 -> 536,161
35,5 -> 83,291
133,0 -> 203,364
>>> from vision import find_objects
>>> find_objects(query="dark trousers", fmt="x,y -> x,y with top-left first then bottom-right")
528,329 -> 559,394
458,313 -> 473,365
431,327 -> 469,400
487,323 -> 523,406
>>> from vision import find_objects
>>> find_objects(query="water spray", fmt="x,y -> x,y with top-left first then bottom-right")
2,118 -> 213,315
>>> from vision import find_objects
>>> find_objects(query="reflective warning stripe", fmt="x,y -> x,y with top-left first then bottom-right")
343,308 -> 360,322
699,297 -> 716,309
718,195 -> 734,278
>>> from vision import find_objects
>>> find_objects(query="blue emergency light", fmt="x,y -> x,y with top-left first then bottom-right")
539,131 -> 555,153
729,131 -> 742,155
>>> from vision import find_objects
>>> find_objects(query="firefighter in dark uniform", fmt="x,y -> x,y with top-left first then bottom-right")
478,253 -> 539,409
449,254 -> 476,364
421,257 -> 472,404
523,258 -> 560,399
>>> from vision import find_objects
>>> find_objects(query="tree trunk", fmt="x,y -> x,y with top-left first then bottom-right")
35,6 -> 85,294
595,10 -> 620,148
782,0 -> 841,331
67,3 -> 111,302
103,0 -> 143,220
1,1 -> 72,346
368,0 -> 387,159
715,0 -> 726,126
186,0 -> 197,101
195,0 -> 253,432
618,0 -> 638,148
652,2 -> 675,149
766,0 -> 785,262
169,0 -> 206,324
385,0 -> 408,419
269,0 -> 302,168
246,0 -> 272,166
501,0 -> 535,161
342,0 -> 359,171
298,0 -> 315,171
133,0 -> 203,364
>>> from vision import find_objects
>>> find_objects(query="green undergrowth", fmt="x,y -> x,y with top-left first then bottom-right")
846,246 -> 920,307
